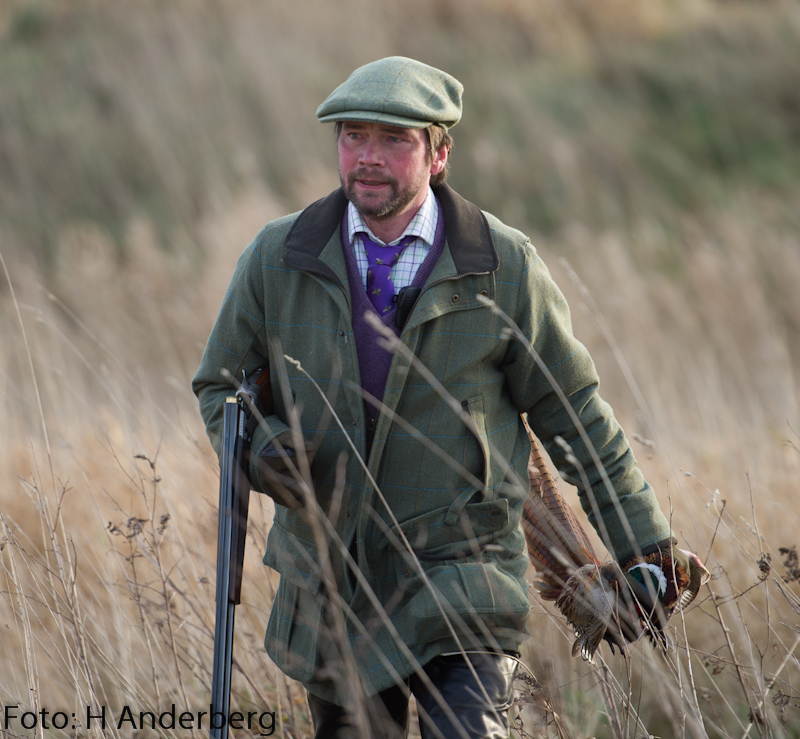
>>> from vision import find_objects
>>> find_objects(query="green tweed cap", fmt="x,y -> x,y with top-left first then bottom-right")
317,56 -> 463,129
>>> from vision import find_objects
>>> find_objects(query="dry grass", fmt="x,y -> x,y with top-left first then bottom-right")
2,188 -> 799,736
1,0 -> 800,737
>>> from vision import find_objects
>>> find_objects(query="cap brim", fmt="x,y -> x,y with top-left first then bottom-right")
317,109 -> 433,129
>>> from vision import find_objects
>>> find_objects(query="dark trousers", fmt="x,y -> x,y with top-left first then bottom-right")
307,651 -> 519,739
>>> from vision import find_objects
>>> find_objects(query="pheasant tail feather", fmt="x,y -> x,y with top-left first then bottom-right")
521,415 -> 601,600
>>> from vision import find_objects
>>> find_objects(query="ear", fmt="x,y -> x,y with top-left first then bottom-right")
430,145 -> 448,176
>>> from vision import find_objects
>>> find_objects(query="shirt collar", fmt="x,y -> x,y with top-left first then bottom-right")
348,186 -> 438,247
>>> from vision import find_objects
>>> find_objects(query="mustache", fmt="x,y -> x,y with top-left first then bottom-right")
347,169 -> 398,187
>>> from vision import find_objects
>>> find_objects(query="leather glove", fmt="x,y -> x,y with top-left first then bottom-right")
253,431 -> 316,510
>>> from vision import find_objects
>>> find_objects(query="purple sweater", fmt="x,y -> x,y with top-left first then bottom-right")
341,203 -> 446,420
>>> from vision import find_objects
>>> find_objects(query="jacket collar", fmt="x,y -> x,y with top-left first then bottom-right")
282,184 -> 498,276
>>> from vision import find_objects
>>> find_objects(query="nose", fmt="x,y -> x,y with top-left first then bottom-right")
358,137 -> 385,167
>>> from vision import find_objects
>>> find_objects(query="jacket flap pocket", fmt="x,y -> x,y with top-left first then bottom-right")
392,499 -> 510,560
263,522 -> 322,594
411,562 -> 530,645
265,578 -> 322,683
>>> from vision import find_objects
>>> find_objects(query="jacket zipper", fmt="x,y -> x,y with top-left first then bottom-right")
336,281 -> 351,315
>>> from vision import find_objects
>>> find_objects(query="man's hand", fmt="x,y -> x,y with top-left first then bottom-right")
253,431 -> 316,509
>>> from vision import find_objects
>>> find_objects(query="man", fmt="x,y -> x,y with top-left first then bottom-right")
193,57 -> 701,738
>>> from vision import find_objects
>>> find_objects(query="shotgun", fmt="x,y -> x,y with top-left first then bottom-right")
210,370 -> 264,739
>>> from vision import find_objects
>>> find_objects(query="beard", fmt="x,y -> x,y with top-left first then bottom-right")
340,167 -> 427,221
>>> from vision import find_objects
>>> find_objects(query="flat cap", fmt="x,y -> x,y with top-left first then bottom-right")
317,56 -> 463,129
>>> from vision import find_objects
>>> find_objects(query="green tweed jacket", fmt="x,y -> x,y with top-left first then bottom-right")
192,184 -> 670,703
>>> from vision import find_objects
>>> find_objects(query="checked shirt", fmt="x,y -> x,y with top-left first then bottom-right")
347,185 -> 438,296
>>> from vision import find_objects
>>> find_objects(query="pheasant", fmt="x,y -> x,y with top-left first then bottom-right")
520,416 -> 710,662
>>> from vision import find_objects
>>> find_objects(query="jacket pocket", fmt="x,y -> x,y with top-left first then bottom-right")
263,520 -> 323,594
265,577 -> 322,683
406,561 -> 530,645
391,498 -> 511,567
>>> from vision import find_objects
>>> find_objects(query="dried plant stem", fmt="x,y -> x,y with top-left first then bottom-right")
0,251 -> 53,489
41,480 -> 103,721
128,531 -> 163,708
19,475 -> 84,712
559,258 -> 672,470
706,499 -> 727,567
664,503 -> 707,737
694,653 -> 748,733
263,570 -> 290,737
746,476 -> 772,737
1,515 -> 43,739
739,632 -> 800,739
708,585 -> 761,736
137,453 -> 195,737
599,666 -> 623,738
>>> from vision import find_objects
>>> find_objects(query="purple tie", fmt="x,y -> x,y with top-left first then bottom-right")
360,234 -> 414,315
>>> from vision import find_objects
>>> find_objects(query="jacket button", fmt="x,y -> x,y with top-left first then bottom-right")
451,294 -> 459,303
480,290 -> 488,297
404,571 -> 410,578
492,509 -> 501,517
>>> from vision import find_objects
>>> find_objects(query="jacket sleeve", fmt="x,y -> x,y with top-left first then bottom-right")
191,232 -> 292,492
502,242 -> 671,561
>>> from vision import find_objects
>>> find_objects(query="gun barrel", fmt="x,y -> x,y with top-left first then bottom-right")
211,397 -> 248,739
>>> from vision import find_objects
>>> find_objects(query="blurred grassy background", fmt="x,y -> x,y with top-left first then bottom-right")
1,0 -> 800,736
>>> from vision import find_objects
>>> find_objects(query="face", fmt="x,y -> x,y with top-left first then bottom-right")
338,121 -> 446,222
